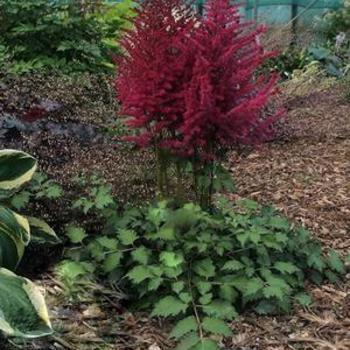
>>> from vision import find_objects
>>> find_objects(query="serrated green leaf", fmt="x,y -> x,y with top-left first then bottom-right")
172,281 -> 185,294
57,261 -> 87,280
237,232 -> 249,247
126,265 -> 152,283
263,275 -> 291,300
263,285 -> 285,300
295,293 -> 312,306
202,317 -> 232,336
255,300 -> 276,315
103,252 -> 122,273
160,252 -> 184,268
118,229 -> 138,246
199,293 -> 212,305
44,184 -> 62,199
307,252 -> 326,272
192,339 -> 219,350
197,281 -> 212,295
158,226 -> 176,240
269,216 -> 290,230
244,278 -> 264,297
11,191 -> 31,210
219,285 -> 238,303
66,226 -> 86,244
170,316 -> 198,339
148,277 -> 163,291
274,261 -> 300,274
179,292 -> 192,304
131,246 -> 150,265
151,296 -> 188,317
175,332 -> 200,350
97,237 -> 118,250
193,258 -> 215,278
203,300 -> 237,320
94,185 -> 114,209
221,260 -> 244,272
328,250 -> 345,274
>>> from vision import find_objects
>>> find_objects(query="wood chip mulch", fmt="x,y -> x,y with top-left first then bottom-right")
2,82 -> 349,349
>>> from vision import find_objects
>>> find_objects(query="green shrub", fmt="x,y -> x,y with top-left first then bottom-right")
320,1 -> 350,40
64,197 -> 345,349
0,0 -> 135,74
262,48 -> 311,79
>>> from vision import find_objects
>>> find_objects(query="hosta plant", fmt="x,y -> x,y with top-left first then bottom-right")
0,149 -> 60,338
66,198 -> 346,350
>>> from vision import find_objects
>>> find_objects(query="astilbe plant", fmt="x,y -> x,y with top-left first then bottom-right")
116,0 -> 282,205
116,0 -> 196,147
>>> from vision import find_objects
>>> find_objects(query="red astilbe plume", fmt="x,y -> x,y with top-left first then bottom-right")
115,0 -> 197,148
175,0 -> 282,158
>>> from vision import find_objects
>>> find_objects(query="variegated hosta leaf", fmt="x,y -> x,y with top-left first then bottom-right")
0,150 -> 37,191
0,206 -> 30,270
27,217 -> 61,245
0,268 -> 53,338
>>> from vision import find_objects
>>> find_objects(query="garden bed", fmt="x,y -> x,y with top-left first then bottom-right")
1,75 -> 349,349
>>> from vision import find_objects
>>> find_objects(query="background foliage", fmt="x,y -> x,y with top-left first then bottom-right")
0,0 -> 135,74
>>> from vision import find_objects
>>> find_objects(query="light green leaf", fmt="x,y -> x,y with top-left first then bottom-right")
57,261 -> 87,280
0,268 -> 53,338
175,332 -> 200,350
237,232 -> 250,247
126,265 -> 152,284
160,252 -> 184,267
131,246 -> 150,265
273,261 -> 300,274
193,258 -> 215,278
244,278 -> 264,297
203,300 -> 237,320
94,185 -> 114,209
170,316 -> 198,339
269,216 -> 290,230
202,317 -> 232,336
97,237 -> 118,250
263,285 -> 285,300
148,277 -> 163,291
197,281 -> 212,295
219,285 -> 238,303
118,229 -> 137,245
328,250 -> 345,274
199,293 -> 213,305
307,252 -> 326,271
179,292 -> 192,304
66,226 -> 86,244
192,339 -> 220,350
11,191 -> 31,210
221,260 -> 244,272
295,293 -> 312,306
103,252 -> 122,273
158,226 -> 176,240
172,281 -> 185,294
44,184 -> 62,199
151,296 -> 188,317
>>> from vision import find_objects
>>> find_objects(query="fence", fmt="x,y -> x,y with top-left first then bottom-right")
195,0 -> 343,24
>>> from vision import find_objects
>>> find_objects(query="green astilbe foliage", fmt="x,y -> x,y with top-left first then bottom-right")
66,198 -> 345,349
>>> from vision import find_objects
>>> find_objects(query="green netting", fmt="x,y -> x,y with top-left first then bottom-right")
195,0 -> 344,24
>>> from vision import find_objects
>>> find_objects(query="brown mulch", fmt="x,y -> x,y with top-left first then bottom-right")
1,77 -> 349,349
